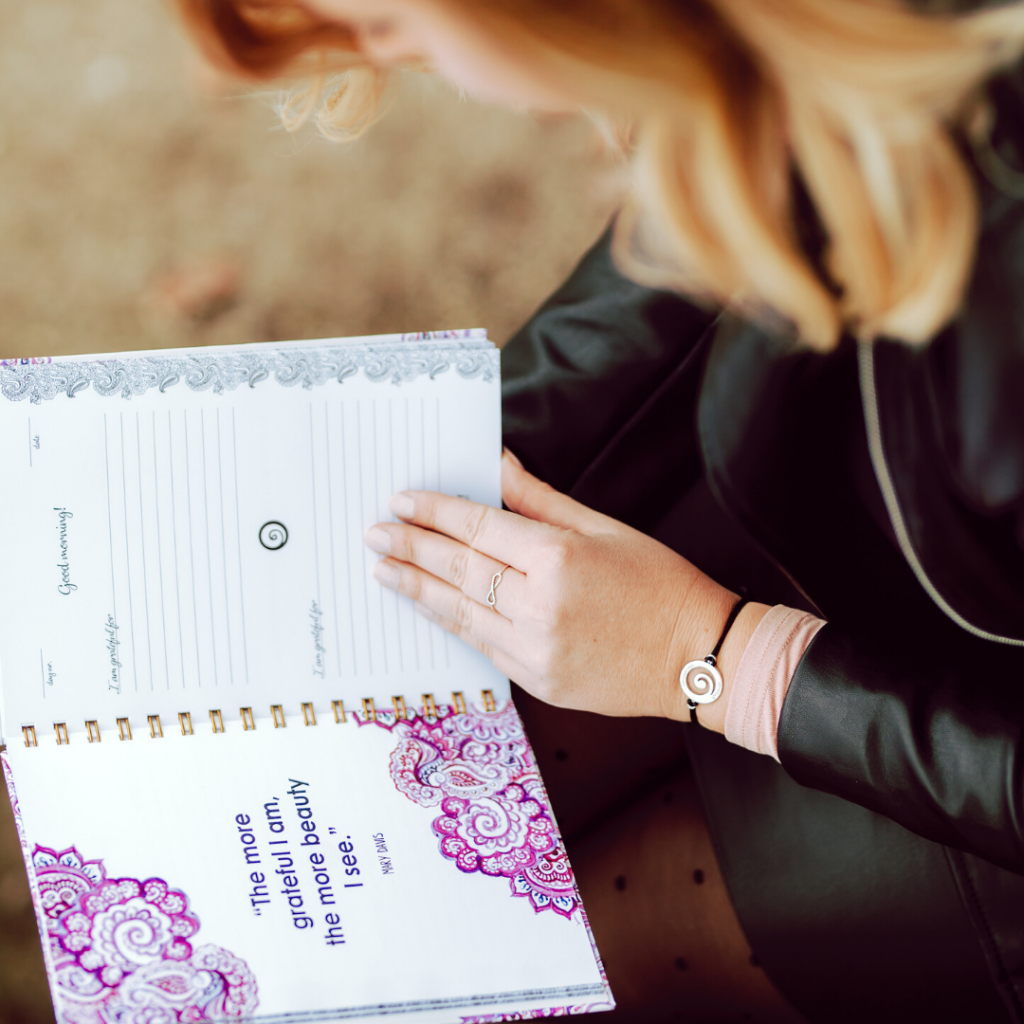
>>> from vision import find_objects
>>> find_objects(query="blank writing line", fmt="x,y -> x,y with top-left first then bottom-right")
437,398 -> 449,668
309,405 -> 322,607
373,400 -> 388,673
103,416 -> 119,685
422,399 -> 435,671
217,410 -> 235,687
183,412 -> 202,688
323,405 -> 342,676
231,409 -> 251,686
120,414 -> 139,692
356,402 -> 373,674
136,414 -> 156,691
389,400 -> 404,673
200,411 -> 219,686
406,397 -> 420,672
340,405 -> 357,676
168,412 -> 186,689
151,413 -> 171,691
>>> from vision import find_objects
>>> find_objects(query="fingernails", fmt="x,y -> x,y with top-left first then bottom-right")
389,493 -> 415,519
373,560 -> 401,589
364,526 -> 391,554
503,446 -> 524,469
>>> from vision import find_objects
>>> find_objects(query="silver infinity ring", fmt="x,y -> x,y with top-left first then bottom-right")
487,565 -> 511,610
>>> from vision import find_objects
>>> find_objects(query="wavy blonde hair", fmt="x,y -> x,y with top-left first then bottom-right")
177,0 -> 1024,349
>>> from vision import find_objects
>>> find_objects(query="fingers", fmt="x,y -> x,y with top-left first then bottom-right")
373,557 -> 516,653
385,452 -> 616,568
387,487 -> 549,567
415,602 -> 542,691
501,448 -> 616,535
365,521 -> 523,614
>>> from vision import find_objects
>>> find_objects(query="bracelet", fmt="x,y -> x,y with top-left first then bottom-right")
680,595 -> 750,726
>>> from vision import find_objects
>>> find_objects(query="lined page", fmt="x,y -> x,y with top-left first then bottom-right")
102,407 -> 250,697
0,335 -> 505,741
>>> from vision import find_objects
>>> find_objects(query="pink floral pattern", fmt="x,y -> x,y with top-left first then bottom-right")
29,845 -> 257,1024
370,701 -> 580,918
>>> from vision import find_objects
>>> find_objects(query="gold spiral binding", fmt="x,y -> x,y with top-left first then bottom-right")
25,688 -> 506,748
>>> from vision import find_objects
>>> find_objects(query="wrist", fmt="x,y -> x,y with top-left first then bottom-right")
660,582 -> 736,723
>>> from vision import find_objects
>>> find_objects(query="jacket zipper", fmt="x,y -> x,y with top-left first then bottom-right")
857,340 -> 1024,647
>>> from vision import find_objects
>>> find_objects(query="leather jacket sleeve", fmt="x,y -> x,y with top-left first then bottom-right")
501,224 -> 716,517
780,620 -> 1024,874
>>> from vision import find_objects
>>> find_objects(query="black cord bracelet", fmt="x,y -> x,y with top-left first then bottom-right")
680,595 -> 750,728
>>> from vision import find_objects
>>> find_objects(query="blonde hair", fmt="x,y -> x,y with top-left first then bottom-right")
176,0 -> 1024,349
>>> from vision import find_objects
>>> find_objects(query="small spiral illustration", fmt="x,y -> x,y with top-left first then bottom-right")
258,521 -> 288,551
679,659 -> 723,705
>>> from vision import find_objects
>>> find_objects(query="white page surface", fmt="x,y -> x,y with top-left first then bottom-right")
0,334 -> 505,743
3,697 -> 613,1024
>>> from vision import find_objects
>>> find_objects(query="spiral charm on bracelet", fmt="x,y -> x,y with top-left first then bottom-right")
679,657 -> 724,705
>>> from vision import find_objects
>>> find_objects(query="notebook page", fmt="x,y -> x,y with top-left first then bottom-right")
0,334 -> 506,744
3,702 -> 613,1023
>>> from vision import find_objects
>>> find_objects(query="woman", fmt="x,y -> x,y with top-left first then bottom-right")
175,1 -> 1024,1020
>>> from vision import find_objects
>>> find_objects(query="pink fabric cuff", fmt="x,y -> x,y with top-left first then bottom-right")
723,605 -> 826,762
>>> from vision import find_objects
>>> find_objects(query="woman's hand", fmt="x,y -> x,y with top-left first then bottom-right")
364,449 -> 767,727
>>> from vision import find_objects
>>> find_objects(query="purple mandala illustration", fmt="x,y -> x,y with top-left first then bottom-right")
29,844 -> 257,1024
370,702 -> 580,919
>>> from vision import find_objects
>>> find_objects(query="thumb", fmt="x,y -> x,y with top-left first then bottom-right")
502,448 -> 613,535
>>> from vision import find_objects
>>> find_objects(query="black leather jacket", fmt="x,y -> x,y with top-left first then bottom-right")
502,53 -> 1024,1018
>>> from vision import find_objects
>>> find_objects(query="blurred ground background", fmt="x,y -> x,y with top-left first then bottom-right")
0,0 -> 620,1019
0,0 -> 621,361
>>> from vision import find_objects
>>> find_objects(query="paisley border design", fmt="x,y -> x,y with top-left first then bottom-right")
0,334 -> 497,405
363,701 -> 583,919
3,757 -> 258,1024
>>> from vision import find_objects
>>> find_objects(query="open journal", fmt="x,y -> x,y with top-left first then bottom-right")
0,331 -> 613,1024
